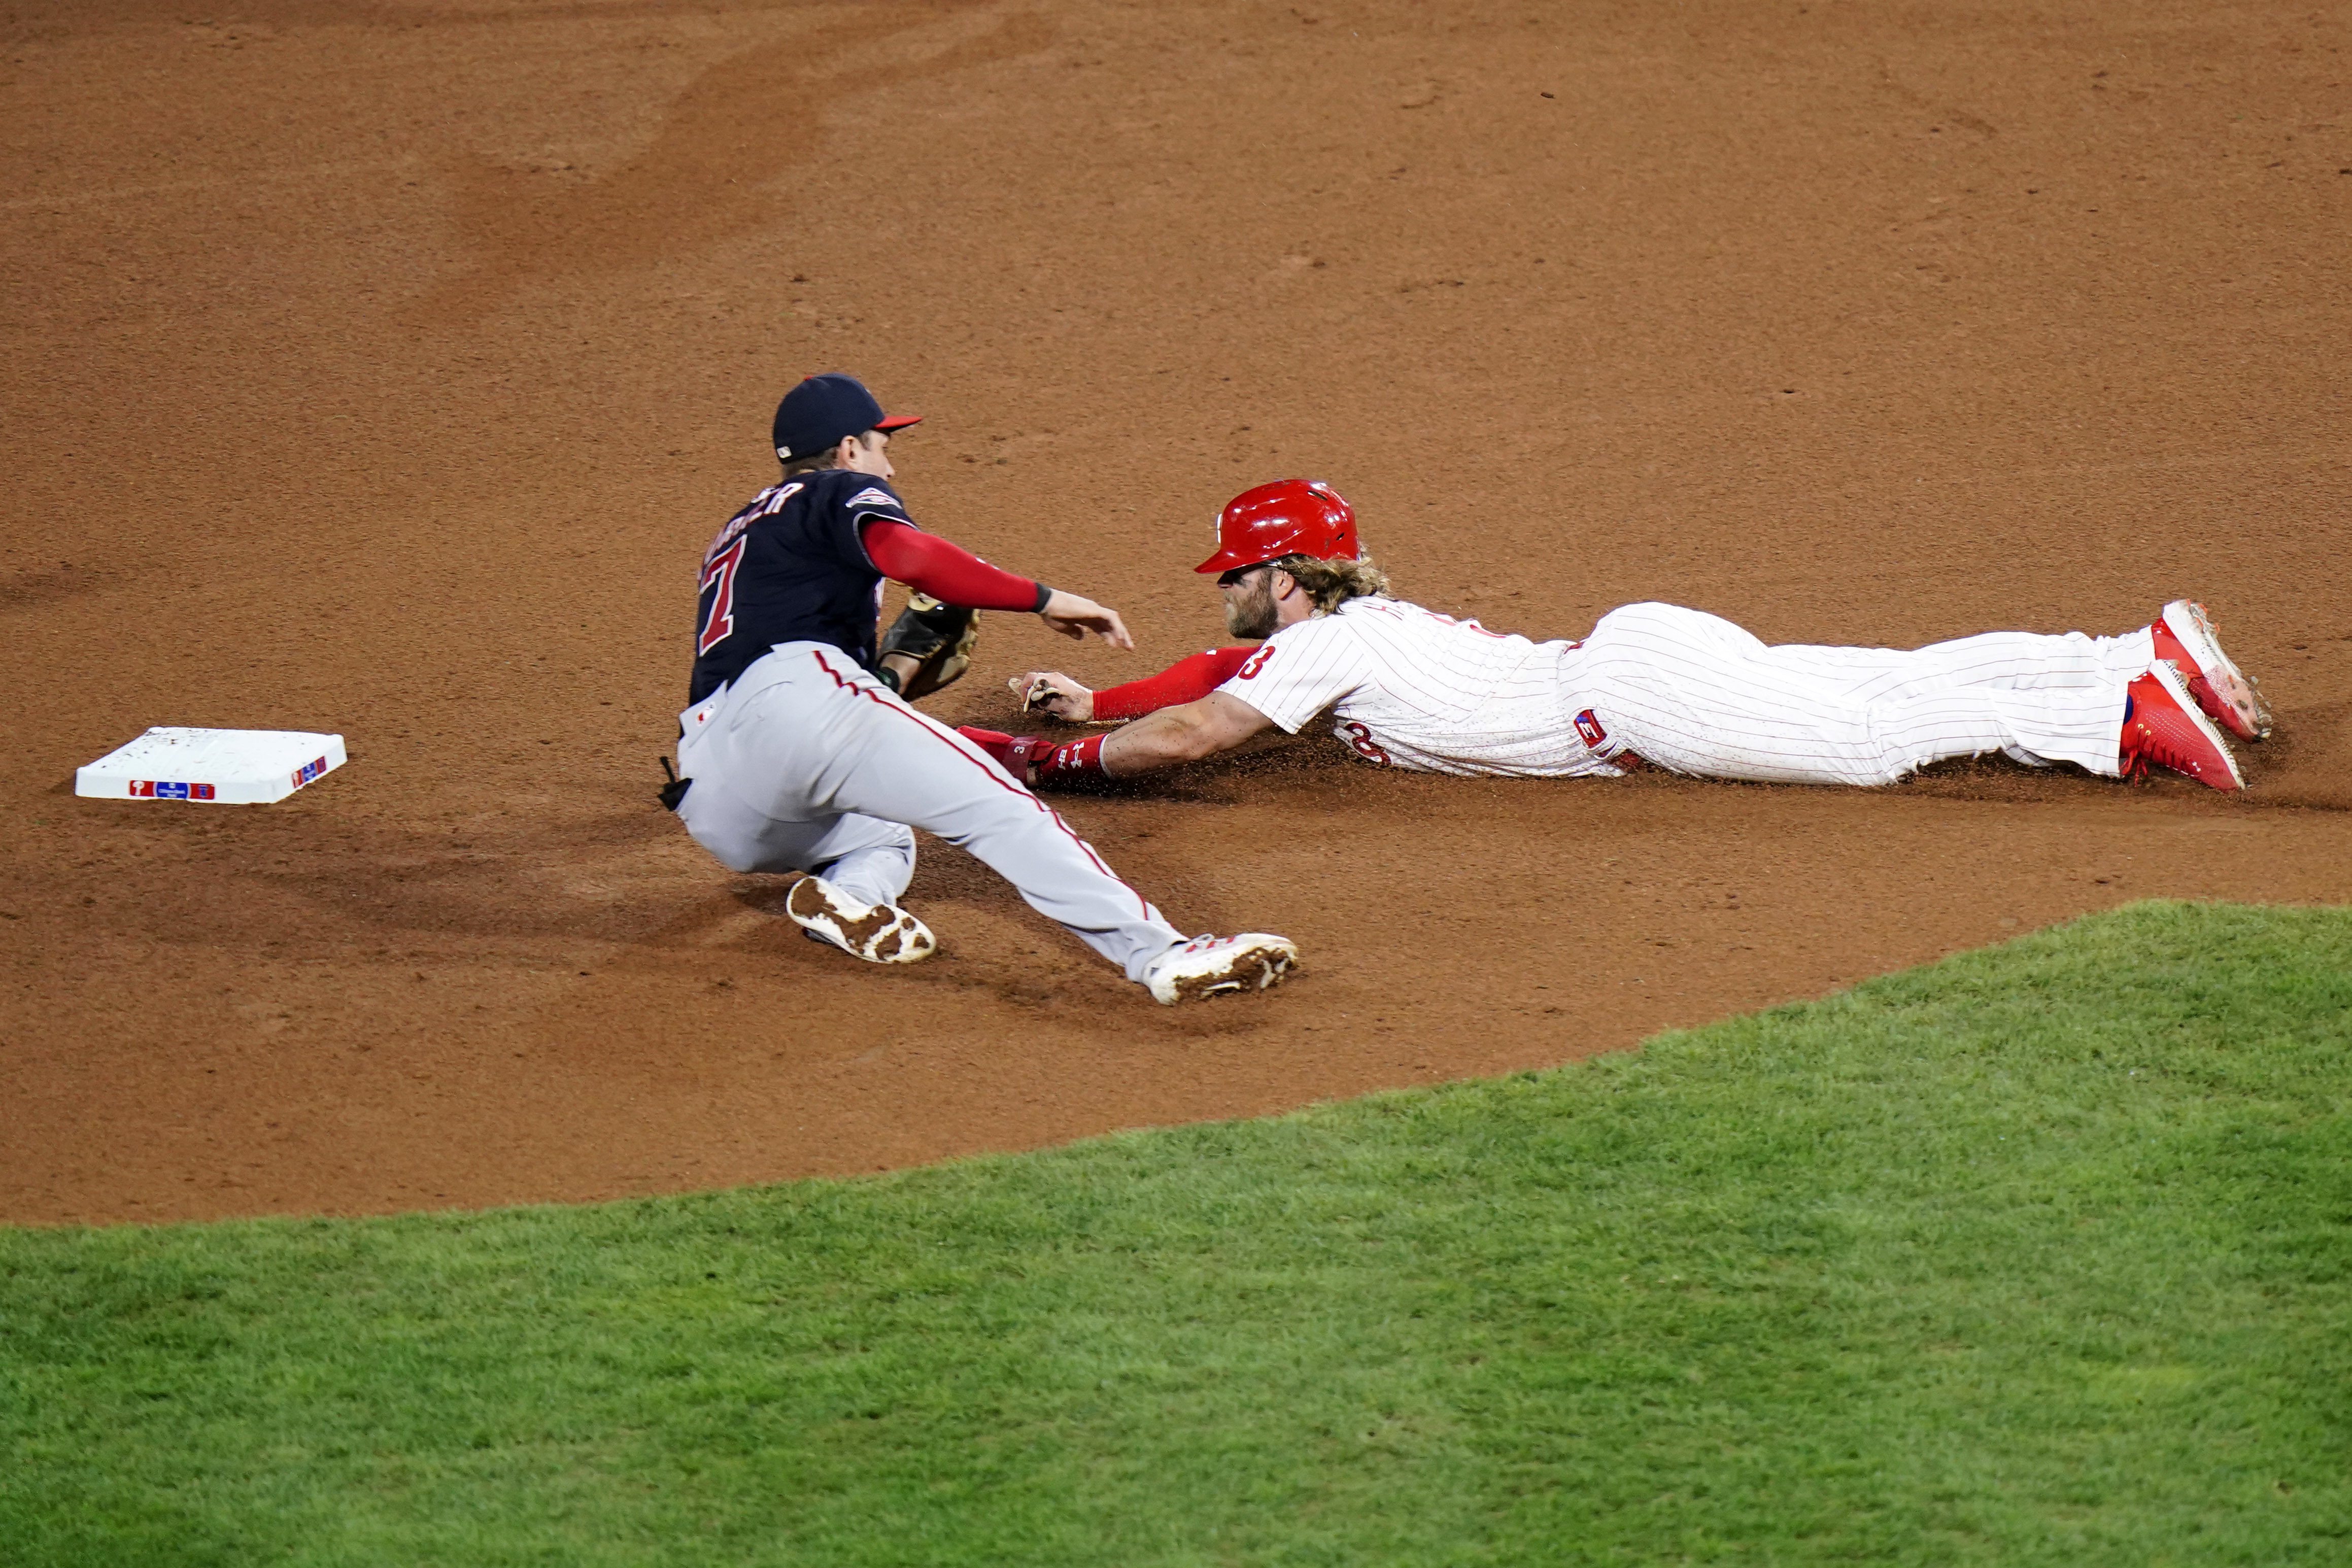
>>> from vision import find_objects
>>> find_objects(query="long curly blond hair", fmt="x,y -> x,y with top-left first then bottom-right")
1272,552 -> 1391,612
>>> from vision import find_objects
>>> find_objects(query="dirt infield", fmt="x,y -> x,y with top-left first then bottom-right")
5,0 -> 2347,1224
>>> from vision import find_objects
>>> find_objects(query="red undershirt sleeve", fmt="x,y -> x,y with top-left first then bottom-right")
860,518 -> 1049,612
1090,645 -> 1260,721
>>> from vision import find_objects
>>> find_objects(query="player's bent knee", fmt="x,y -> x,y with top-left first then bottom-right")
684,828 -> 766,875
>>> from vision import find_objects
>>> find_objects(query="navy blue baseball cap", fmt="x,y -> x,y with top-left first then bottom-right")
771,373 -> 922,461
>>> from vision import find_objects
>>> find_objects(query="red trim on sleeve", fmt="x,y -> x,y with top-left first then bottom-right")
1036,732 -> 1107,784
1090,645 -> 1259,721
860,518 -> 1043,612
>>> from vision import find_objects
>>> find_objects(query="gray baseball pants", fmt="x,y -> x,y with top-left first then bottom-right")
1570,603 -> 2149,785
673,642 -> 1186,981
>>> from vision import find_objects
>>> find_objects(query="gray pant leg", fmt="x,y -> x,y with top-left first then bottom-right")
684,644 -> 1186,980
672,777 -> 915,906
816,840 -> 918,908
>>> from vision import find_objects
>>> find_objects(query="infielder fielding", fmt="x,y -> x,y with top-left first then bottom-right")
962,479 -> 2268,797
663,375 -> 1297,1004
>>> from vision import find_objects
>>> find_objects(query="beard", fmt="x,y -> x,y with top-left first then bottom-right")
1223,574 -> 1281,639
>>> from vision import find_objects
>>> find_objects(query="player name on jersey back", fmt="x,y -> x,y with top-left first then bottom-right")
1214,597 -> 1621,778
687,469 -> 918,705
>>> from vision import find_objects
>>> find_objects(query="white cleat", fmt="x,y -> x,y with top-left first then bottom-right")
1143,933 -> 1299,1005
786,875 -> 937,964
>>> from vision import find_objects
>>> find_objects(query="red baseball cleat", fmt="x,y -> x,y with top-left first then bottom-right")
2121,660 -> 2244,792
2150,600 -> 2271,741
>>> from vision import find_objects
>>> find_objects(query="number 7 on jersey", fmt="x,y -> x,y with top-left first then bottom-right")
697,537 -> 748,656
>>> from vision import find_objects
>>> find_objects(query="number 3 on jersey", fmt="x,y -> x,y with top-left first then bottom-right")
697,537 -> 748,656
1341,720 -> 1391,766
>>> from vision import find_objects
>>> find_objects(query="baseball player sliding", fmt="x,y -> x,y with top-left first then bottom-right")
964,479 -> 2268,798
661,375 -> 1297,1004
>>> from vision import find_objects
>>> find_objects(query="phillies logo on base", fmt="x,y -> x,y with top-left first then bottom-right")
129,780 -> 215,800
290,757 -> 328,788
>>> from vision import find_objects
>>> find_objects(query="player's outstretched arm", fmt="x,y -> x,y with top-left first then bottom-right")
860,519 -> 1132,650
1038,590 -> 1132,649
957,693 -> 1274,788
1011,645 -> 1259,723
1100,693 -> 1271,776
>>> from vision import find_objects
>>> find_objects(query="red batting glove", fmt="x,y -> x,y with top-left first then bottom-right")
954,727 -> 1107,788
958,726 -> 1012,761
957,726 -> 1026,774
955,726 -> 1056,780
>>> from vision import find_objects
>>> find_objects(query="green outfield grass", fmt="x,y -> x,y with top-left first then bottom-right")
4,901 -> 2349,1566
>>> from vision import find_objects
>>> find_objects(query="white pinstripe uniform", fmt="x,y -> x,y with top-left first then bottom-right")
1219,598 -> 2152,787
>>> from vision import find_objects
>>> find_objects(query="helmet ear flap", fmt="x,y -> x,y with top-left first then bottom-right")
1308,481 -> 1360,561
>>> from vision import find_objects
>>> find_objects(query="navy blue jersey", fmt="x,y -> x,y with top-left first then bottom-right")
688,469 -> 918,704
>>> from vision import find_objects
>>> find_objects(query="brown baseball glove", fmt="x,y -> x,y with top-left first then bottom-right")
876,593 -> 980,699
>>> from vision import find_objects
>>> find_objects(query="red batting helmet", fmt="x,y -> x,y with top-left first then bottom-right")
1195,479 -> 1360,574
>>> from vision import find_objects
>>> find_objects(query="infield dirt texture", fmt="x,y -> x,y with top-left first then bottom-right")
5,0 -> 2349,1224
